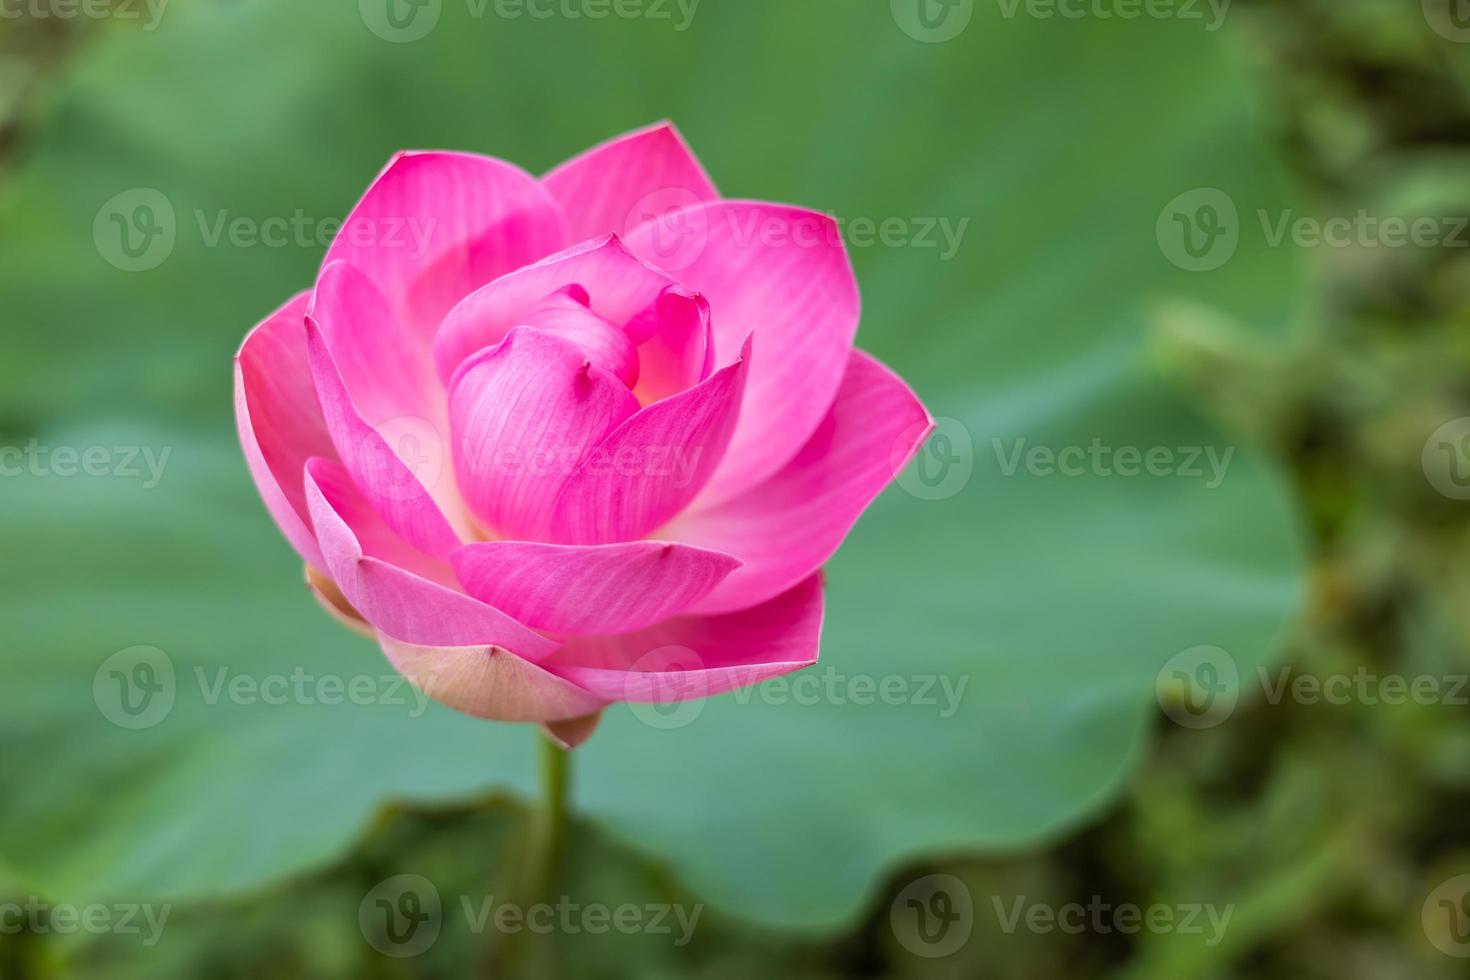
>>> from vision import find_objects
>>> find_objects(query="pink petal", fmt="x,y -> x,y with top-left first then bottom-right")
549,337 -> 751,545
433,235 -> 675,384
304,456 -> 455,585
448,327 -> 640,540
452,540 -> 741,635
234,292 -> 333,568
543,121 -> 719,245
304,458 -> 559,658
378,635 -> 607,724
307,260 -> 440,424
544,574 -> 824,702
629,286 -> 714,406
305,319 -> 468,559
519,290 -> 639,387
323,151 -> 563,347
667,351 -> 933,615
625,202 -> 860,505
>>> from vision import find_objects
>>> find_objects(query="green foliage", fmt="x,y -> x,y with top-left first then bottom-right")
0,0 -> 1371,976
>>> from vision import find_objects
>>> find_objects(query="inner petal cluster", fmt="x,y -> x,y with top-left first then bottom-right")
441,255 -> 721,546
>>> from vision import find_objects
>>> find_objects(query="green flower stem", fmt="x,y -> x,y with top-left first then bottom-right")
489,733 -> 571,979
532,732 -> 570,900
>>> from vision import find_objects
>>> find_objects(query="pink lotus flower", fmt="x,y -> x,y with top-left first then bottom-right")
234,122 -> 933,747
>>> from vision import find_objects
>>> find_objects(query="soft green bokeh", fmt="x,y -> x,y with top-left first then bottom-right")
0,0 -> 1306,956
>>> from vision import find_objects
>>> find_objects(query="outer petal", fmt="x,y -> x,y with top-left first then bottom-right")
449,327 -> 639,540
544,574 -> 824,702
234,291 -> 332,568
625,202 -> 860,505
323,151 -> 563,346
304,458 -> 559,658
666,351 -> 932,615
433,235 -> 676,384
543,121 -> 719,245
549,337 -> 751,545
304,456 -> 454,584
452,540 -> 741,636
306,319 -> 468,557
307,261 -> 440,424
378,636 -> 607,724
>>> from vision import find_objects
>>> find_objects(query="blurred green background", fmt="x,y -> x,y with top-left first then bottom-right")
1,0 -> 1468,976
